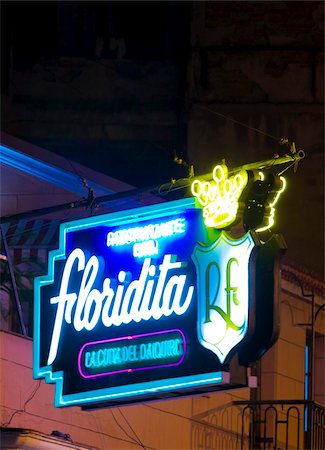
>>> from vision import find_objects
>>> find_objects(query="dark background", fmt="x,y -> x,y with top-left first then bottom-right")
1,1 -> 324,277
1,1 -> 190,186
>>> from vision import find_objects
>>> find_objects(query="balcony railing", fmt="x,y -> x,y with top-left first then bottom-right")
191,400 -> 325,450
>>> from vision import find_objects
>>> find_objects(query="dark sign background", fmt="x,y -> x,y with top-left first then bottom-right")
35,200 -> 284,408
38,207 -> 229,397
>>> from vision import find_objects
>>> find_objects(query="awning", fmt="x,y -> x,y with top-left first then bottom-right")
2,219 -> 60,266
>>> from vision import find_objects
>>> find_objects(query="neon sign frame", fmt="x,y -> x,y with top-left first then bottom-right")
191,164 -> 286,233
34,194 -> 284,409
77,329 -> 186,379
34,198 -> 233,408
191,164 -> 248,228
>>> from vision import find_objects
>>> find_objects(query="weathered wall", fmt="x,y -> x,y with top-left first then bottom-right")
0,331 -> 251,450
259,277 -> 325,448
1,277 -> 324,449
0,163 -> 77,218
260,278 -> 325,403
187,1 -> 324,278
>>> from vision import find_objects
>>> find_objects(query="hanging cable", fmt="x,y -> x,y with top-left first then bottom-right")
118,408 -> 146,450
1,380 -> 41,427
110,409 -> 146,449
191,103 -> 281,143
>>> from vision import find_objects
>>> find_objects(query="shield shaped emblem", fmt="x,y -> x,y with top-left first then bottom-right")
192,231 -> 255,363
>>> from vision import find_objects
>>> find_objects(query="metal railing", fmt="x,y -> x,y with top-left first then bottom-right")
234,399 -> 325,450
191,400 -> 325,450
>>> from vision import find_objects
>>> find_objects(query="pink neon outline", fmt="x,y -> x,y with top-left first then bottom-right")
78,329 -> 186,379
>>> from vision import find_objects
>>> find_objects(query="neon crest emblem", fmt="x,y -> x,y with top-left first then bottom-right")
192,232 -> 255,363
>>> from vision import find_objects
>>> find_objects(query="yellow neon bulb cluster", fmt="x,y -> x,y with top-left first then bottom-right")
256,176 -> 286,233
191,164 -> 248,228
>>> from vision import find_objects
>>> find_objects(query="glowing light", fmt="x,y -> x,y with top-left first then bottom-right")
47,249 -> 194,365
78,329 -> 186,378
133,239 -> 158,258
34,197 -> 242,409
193,232 -> 254,363
56,371 -> 227,407
191,164 -> 248,228
256,176 -> 286,233
0,143 -> 115,197
106,218 -> 186,247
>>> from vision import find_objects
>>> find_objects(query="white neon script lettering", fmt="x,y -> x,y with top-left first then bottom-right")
47,248 -> 194,365
106,218 -> 186,247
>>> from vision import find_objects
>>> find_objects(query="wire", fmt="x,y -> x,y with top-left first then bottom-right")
110,409 -> 146,449
3,176 -> 192,237
89,410 -> 156,450
92,59 -> 283,146
188,102 -> 281,143
2,404 -> 156,450
65,158 -> 85,185
278,161 -> 296,176
1,380 -> 41,427
7,55 -> 284,172
142,403 -> 243,435
118,408 -> 147,450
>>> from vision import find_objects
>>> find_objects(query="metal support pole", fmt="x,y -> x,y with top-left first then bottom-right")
310,289 -> 315,404
197,149 -> 305,180
281,268 -> 322,449
299,285 -> 316,450
0,224 -> 27,335
1,150 -> 305,225
307,289 -> 315,449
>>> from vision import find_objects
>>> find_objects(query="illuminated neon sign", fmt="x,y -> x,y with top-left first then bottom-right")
47,249 -> 193,365
191,164 -> 286,233
34,198 -> 284,408
255,176 -> 286,233
78,329 -> 185,378
193,232 -> 254,363
106,217 -> 186,258
191,164 -> 248,228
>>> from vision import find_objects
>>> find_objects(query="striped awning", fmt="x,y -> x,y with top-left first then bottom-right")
2,219 -> 60,266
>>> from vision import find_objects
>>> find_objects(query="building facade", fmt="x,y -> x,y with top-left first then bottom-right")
1,2 -> 324,449
1,134 -> 324,449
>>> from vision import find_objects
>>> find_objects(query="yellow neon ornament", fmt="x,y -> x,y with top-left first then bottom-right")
191,164 -> 248,228
255,176 -> 286,233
